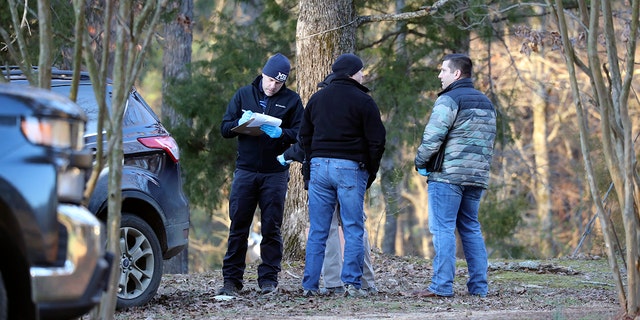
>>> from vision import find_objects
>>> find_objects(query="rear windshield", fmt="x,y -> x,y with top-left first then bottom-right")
50,85 -> 110,135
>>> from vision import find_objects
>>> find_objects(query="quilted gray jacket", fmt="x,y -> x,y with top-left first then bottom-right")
414,78 -> 496,189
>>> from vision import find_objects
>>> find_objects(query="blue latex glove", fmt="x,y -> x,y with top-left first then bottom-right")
277,154 -> 292,166
261,124 -> 282,138
417,168 -> 430,176
238,110 -> 253,125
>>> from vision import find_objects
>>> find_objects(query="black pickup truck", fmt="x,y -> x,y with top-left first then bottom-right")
0,84 -> 112,320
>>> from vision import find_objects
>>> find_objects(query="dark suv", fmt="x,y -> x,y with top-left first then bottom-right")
0,84 -> 112,319
4,69 -> 191,309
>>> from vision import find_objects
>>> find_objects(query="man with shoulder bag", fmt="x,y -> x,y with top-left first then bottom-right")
414,53 -> 496,298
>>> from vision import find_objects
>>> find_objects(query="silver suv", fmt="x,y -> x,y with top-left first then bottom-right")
0,84 -> 112,320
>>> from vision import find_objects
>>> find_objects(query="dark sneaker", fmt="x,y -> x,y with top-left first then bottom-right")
344,284 -> 367,297
322,286 -> 345,295
303,289 -> 320,297
216,282 -> 240,296
261,284 -> 277,294
363,286 -> 379,294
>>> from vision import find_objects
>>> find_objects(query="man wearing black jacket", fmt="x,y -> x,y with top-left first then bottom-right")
299,53 -> 386,297
219,53 -> 304,296
279,73 -> 378,295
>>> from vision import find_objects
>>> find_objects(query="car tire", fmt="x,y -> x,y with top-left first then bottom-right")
0,270 -> 6,320
116,214 -> 163,310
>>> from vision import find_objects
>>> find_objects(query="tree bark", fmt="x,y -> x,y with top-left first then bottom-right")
161,0 -> 193,274
85,0 -> 115,78
37,0 -> 52,89
380,168 -> 398,255
531,58 -> 554,257
161,0 -> 193,129
296,0 -> 356,101
91,1 -> 168,317
285,0 -> 357,260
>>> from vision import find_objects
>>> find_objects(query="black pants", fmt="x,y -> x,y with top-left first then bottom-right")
222,168 -> 289,289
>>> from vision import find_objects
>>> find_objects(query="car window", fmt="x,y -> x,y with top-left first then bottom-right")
124,93 -> 158,127
50,85 -> 112,136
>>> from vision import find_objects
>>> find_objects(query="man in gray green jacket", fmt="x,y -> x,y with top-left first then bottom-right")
414,53 -> 496,298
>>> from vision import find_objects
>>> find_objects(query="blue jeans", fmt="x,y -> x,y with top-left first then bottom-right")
303,158 -> 368,291
427,181 -> 488,296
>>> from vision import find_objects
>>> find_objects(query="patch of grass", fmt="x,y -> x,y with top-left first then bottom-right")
489,258 -> 615,290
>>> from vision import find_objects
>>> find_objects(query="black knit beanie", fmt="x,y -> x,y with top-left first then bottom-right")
331,53 -> 363,77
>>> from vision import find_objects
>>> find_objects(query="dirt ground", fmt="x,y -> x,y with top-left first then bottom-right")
114,252 -> 623,320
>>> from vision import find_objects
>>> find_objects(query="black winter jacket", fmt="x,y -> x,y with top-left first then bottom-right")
220,75 -> 304,173
299,75 -> 386,186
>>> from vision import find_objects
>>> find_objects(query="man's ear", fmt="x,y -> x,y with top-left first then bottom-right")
454,69 -> 462,80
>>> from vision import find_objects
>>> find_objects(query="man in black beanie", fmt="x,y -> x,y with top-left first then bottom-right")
331,53 -> 364,78
219,53 -> 304,296
299,53 -> 386,297
277,72 -> 379,295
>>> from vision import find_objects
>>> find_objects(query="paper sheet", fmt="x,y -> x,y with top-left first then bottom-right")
231,113 -> 282,136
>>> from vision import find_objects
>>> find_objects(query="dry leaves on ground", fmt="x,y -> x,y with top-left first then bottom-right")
115,252 -> 623,320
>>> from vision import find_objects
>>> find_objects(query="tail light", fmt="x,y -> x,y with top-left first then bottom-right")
138,135 -> 180,163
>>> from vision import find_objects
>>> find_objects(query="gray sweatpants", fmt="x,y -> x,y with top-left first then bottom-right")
321,207 -> 376,289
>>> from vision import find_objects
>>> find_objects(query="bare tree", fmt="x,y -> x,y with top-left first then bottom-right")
547,0 -> 640,316
71,0 -> 169,317
529,9 -> 555,257
1,1 -> 37,84
3,0 -> 169,317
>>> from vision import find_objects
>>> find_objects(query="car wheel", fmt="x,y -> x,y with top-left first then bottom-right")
116,214 -> 163,310
0,270 -> 6,320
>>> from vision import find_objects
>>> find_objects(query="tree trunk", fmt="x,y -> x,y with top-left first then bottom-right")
285,0 -> 356,260
380,168 -> 398,255
295,0 -> 356,101
37,0 -> 52,89
93,1 -> 167,317
532,64 -> 554,257
528,8 -> 555,258
85,0 -> 115,78
161,0 -> 193,274
99,0 -> 131,314
378,0 -> 406,257
161,0 -> 193,129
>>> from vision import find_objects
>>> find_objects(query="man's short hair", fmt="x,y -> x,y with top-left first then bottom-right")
443,53 -> 472,78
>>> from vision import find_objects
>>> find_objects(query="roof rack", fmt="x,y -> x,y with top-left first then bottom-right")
1,66 -> 91,81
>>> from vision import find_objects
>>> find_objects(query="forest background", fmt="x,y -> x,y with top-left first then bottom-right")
165,0 -> 639,271
1,0 -> 638,280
